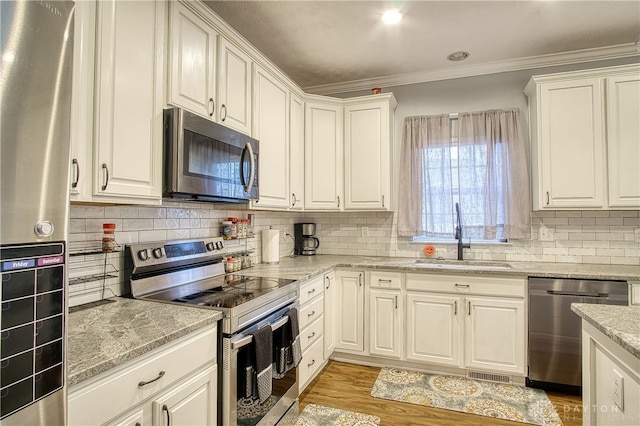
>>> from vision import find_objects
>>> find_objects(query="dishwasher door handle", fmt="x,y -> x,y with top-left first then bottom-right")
546,290 -> 608,298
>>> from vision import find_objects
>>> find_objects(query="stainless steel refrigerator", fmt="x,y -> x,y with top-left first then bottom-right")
1,1 -> 74,424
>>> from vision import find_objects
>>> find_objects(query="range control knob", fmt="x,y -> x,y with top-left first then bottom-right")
216,241 -> 224,250
152,248 -> 163,259
34,221 -> 55,237
138,249 -> 149,261
206,242 -> 215,251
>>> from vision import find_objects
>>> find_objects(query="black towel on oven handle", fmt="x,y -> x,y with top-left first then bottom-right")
251,324 -> 273,404
274,308 -> 302,378
287,307 -> 302,368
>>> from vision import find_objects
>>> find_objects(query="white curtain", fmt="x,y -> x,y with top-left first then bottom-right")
398,109 -> 531,240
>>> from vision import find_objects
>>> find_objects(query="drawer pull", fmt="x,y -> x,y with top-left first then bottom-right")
135,423 -> 141,426
307,310 -> 316,317
455,283 -> 470,288
378,279 -> 392,283
138,370 -> 165,387
162,404 -> 171,426
308,331 -> 316,339
308,359 -> 316,367
308,288 -> 316,294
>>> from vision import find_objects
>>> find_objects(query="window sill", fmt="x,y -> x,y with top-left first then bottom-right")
408,238 -> 513,247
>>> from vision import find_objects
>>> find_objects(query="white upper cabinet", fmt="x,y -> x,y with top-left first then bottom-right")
289,92 -> 305,210
69,0 -> 96,202
344,94 -> 396,210
525,64 -> 640,210
92,0 -> 164,203
168,1 -> 218,119
305,98 -> 344,210
217,38 -> 252,134
252,64 -> 290,209
606,73 -> 640,208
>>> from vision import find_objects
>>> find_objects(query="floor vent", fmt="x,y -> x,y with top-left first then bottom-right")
468,371 -> 511,383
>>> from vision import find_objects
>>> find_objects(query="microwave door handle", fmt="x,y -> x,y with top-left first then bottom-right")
240,142 -> 255,193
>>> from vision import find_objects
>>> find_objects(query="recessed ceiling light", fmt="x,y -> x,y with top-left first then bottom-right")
382,10 -> 402,25
447,51 -> 470,62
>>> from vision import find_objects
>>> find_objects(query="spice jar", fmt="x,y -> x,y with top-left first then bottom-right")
225,257 -> 234,273
102,223 -> 116,252
228,218 -> 237,239
221,221 -> 232,240
234,257 -> 241,271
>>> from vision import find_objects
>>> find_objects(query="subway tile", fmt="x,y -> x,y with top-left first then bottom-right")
623,217 -> 640,226
541,218 -> 569,225
568,232 -> 595,241
611,256 -> 640,265
595,233 -> 625,241
610,211 -> 639,218
139,230 -> 167,242
595,217 -> 624,226
104,206 -> 139,218
596,248 -> 626,257
554,211 -> 582,218
582,256 -> 611,265
138,207 -> 166,219
583,241 -> 610,249
581,211 -> 610,217
153,219 -> 180,230
70,205 -> 105,219
166,208 -> 190,219
568,217 -> 596,226
69,219 -> 86,234
555,255 -> 583,263
122,219 -> 154,231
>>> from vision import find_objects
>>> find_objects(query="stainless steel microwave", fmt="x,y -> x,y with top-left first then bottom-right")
163,108 -> 259,203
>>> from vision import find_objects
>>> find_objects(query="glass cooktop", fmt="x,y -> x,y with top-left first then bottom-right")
143,274 -> 296,309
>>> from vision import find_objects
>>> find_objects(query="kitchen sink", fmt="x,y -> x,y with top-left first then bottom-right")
413,259 -> 513,270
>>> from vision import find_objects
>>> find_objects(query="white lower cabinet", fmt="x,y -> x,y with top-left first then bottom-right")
323,272 -> 336,359
404,274 -> 526,376
298,275 -> 327,393
464,297 -> 525,374
334,270 -> 364,352
406,293 -> 462,367
68,324 -> 217,426
151,365 -> 217,426
368,272 -> 403,359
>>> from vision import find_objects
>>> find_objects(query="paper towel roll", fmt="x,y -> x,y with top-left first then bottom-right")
261,229 -> 280,264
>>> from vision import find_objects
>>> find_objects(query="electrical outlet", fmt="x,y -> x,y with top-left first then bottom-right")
539,225 -> 555,242
613,369 -> 624,410
361,226 -> 369,237
635,228 -> 640,243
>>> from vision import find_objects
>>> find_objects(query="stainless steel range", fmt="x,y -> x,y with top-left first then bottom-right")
125,237 -> 300,426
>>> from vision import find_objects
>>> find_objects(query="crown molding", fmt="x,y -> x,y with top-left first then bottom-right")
304,44 -> 640,95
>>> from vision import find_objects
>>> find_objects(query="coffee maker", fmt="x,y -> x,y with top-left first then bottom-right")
294,223 -> 320,256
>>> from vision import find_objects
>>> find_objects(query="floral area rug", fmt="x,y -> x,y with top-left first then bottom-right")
371,368 -> 562,426
295,403 -> 381,426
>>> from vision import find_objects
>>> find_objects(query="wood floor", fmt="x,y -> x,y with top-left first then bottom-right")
299,361 -> 583,426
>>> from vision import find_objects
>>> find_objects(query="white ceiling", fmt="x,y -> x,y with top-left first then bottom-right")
204,1 -> 640,94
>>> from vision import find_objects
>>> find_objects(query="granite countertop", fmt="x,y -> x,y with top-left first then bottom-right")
571,304 -> 640,359
67,298 -> 222,387
237,255 -> 640,282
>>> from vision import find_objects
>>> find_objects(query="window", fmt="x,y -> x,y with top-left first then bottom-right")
398,109 -> 531,241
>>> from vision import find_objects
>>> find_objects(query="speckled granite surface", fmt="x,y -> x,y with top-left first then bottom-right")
571,304 -> 640,359
236,255 -> 640,282
67,298 -> 221,387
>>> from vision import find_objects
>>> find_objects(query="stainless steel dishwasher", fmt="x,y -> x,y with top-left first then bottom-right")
527,277 -> 628,392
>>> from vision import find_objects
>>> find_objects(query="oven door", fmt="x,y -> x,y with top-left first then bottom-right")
222,303 -> 299,426
164,108 -> 258,202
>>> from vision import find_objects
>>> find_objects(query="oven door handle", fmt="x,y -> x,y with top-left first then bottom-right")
231,314 -> 290,350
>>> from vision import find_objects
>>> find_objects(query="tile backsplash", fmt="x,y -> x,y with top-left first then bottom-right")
69,202 -> 639,306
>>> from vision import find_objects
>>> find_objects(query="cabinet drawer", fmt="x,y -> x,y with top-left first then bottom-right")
300,316 -> 323,353
299,276 -> 324,305
298,338 -> 324,389
299,295 -> 324,330
68,324 -> 217,426
406,273 -> 525,298
369,271 -> 402,289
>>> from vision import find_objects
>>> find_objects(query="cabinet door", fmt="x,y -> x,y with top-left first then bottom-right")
252,64 -> 289,209
218,38 -> 252,134
168,2 -> 217,119
368,289 -> 402,359
607,73 -> 640,208
110,407 -> 148,426
69,0 -> 96,202
464,297 -> 525,375
344,100 -> 391,210
334,271 -> 364,352
405,293 -> 462,367
537,78 -> 605,208
152,365 -> 217,426
289,92 -> 305,210
305,100 -> 343,210
94,0 -> 163,202
323,272 -> 336,359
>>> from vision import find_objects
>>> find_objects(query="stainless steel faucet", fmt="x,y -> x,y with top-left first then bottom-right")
454,203 -> 470,260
